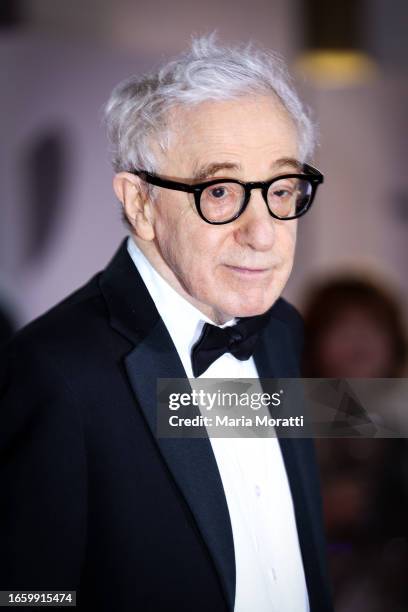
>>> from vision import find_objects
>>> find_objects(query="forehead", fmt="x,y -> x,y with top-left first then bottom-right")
160,95 -> 299,175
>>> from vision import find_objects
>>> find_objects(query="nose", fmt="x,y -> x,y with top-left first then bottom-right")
234,188 -> 276,251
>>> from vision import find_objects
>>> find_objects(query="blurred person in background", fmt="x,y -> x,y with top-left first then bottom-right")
302,277 -> 406,379
0,36 -> 332,611
302,276 -> 408,612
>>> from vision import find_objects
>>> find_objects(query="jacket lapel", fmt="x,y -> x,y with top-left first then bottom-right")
99,239 -> 236,611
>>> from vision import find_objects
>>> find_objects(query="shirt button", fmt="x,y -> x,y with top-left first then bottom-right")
255,484 -> 261,497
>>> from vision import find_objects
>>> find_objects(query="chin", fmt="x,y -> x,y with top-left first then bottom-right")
221,294 -> 277,319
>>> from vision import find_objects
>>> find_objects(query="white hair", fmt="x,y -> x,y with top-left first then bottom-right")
104,33 -> 316,174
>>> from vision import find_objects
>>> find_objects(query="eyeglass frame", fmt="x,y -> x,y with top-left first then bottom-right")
130,163 -> 324,225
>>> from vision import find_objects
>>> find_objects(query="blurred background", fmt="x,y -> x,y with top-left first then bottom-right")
1,0 -> 407,609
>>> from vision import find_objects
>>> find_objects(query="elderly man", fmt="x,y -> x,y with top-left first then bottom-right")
0,36 -> 332,611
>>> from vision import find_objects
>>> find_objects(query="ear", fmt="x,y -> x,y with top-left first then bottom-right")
113,172 -> 155,241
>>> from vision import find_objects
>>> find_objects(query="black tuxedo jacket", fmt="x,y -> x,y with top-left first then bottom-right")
0,239 -> 333,611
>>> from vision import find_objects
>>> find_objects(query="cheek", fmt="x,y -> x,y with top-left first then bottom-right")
154,196 -> 189,257
176,230 -> 225,284
154,197 -> 225,280
284,222 -> 297,253
275,222 -> 297,270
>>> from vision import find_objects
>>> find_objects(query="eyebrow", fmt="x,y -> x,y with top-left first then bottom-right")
274,157 -> 303,172
192,157 -> 302,181
193,162 -> 240,181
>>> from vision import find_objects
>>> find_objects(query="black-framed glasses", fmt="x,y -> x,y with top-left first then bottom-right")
130,163 -> 324,225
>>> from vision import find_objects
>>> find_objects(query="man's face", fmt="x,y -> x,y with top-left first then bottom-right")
140,95 -> 299,323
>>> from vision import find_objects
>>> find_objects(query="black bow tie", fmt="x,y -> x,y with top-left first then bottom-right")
191,311 -> 271,377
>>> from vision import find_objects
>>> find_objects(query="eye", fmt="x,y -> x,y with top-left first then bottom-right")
209,185 -> 229,199
272,186 -> 294,199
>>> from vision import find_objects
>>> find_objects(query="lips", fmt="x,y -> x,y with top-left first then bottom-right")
225,264 -> 271,275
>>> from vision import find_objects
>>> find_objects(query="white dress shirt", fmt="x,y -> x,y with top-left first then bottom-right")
127,236 -> 309,612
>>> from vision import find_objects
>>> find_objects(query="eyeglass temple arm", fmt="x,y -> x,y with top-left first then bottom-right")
303,163 -> 324,183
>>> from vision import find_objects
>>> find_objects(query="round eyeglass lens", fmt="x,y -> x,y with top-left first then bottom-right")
267,177 -> 312,218
200,182 -> 245,222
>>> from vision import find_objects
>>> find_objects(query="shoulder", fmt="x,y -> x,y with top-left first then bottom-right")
3,273 -> 105,364
269,295 -> 303,322
267,297 -> 304,355
269,297 -> 304,333
0,271 -> 123,456
0,272 -> 111,406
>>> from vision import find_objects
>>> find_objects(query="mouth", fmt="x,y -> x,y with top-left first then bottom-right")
224,264 -> 271,277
